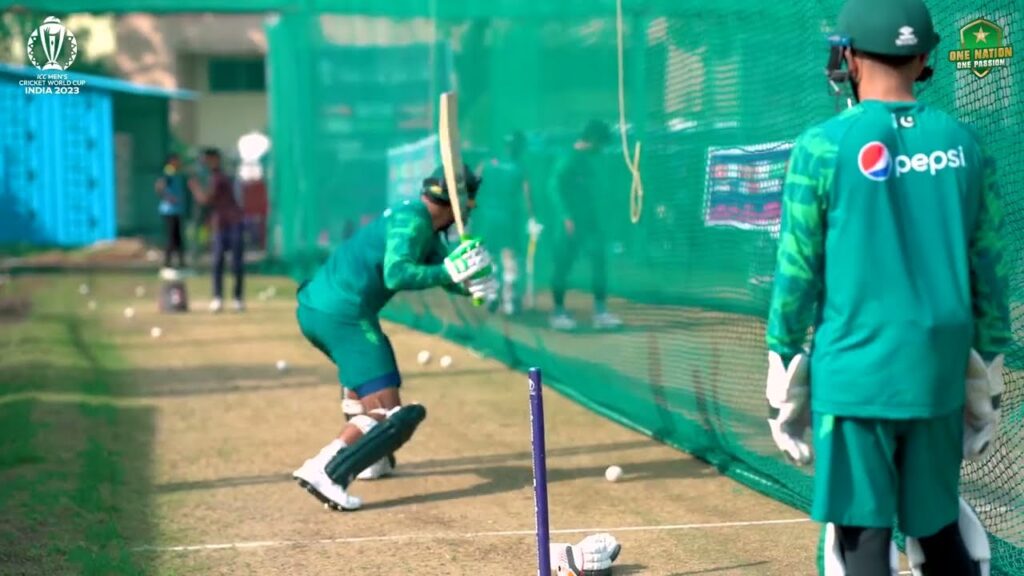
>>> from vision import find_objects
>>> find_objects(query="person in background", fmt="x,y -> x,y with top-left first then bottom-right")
547,120 -> 623,331
474,130 -> 533,316
155,153 -> 188,271
193,147 -> 246,313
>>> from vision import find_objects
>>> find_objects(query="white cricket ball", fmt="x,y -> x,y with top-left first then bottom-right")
150,326 -> 162,338
276,359 -> 288,372
135,285 -> 146,298
78,283 -> 90,295
123,307 -> 135,319
417,350 -> 432,365
87,300 -> 98,311
439,355 -> 453,369
605,465 -> 623,483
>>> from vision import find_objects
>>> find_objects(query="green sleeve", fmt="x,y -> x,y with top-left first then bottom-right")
547,154 -> 570,221
766,129 -> 835,362
382,207 -> 451,291
426,236 -> 471,296
969,148 -> 1012,359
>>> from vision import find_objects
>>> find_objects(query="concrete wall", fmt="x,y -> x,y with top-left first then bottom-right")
112,14 -> 268,155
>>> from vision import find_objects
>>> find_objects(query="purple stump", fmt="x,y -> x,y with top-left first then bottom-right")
529,367 -> 550,575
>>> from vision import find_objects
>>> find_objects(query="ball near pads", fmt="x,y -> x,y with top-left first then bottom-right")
605,465 -> 623,483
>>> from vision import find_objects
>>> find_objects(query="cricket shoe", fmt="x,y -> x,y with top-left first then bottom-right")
549,312 -> 577,331
356,453 -> 397,481
209,298 -> 223,313
292,449 -> 362,511
232,298 -> 246,312
592,312 -> 623,330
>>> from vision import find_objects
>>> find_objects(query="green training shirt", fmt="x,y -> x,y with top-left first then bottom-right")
298,200 -> 465,317
767,99 -> 1011,419
473,157 -> 529,246
549,148 -> 602,233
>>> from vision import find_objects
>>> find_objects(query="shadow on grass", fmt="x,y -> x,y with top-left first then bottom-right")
364,456 -> 712,511
153,439 -> 659,495
0,307 -> 156,574
666,561 -> 769,575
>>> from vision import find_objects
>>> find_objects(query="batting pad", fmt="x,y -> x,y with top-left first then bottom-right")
325,404 -> 426,488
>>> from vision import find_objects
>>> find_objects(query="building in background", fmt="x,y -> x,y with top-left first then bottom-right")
0,63 -> 196,247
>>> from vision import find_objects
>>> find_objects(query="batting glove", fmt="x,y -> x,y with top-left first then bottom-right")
766,350 -> 812,466
465,274 -> 498,304
444,238 -> 492,283
964,348 -> 1005,461
550,533 -> 622,576
527,217 -> 544,239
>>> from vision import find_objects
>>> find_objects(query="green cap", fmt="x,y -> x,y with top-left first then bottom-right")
837,0 -> 940,56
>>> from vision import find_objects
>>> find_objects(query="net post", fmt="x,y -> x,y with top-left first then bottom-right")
528,367 -> 550,575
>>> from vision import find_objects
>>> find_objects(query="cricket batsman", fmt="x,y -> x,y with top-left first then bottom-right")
291,163 -> 498,511
764,0 -> 1011,574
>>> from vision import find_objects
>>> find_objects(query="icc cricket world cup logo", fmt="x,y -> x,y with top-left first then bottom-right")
27,17 -> 78,71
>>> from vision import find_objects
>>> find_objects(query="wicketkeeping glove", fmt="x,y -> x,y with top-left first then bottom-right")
550,533 -> 622,576
766,350 -> 812,466
444,238 -> 493,283
964,348 -> 1005,461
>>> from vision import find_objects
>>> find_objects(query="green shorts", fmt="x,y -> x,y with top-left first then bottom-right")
811,410 -> 963,537
296,304 -> 401,397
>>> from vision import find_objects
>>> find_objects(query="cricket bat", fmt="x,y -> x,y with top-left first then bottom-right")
438,91 -> 483,306
525,219 -> 542,310
438,91 -> 468,239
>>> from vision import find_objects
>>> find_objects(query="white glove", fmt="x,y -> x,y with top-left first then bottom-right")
444,238 -> 493,283
465,274 -> 498,304
964,348 -> 1005,461
550,533 -> 621,575
766,351 -> 812,466
527,217 -> 543,239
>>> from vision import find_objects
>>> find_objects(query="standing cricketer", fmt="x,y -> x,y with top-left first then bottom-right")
548,120 -> 623,331
765,0 -> 1011,574
155,153 -> 188,271
475,131 -> 534,315
291,164 -> 498,511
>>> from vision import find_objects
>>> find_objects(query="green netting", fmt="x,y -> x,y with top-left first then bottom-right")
263,2 -> 1024,573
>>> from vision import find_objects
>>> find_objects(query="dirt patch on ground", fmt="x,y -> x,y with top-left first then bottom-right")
65,272 -> 820,575
2,238 -> 157,269
0,295 -> 30,322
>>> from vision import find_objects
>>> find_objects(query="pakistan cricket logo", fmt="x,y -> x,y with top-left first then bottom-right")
948,18 -> 1013,79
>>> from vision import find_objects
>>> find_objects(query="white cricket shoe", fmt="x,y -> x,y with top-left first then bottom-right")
592,311 -> 623,330
550,312 -> 577,331
356,454 -> 396,481
209,298 -> 223,313
292,450 -> 362,512
232,298 -> 246,312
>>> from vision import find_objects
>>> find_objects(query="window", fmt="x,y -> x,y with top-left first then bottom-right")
207,57 -> 266,92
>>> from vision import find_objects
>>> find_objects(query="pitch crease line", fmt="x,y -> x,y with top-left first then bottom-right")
135,517 -> 810,552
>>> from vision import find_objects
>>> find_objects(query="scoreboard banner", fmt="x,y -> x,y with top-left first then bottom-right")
703,140 -> 794,233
